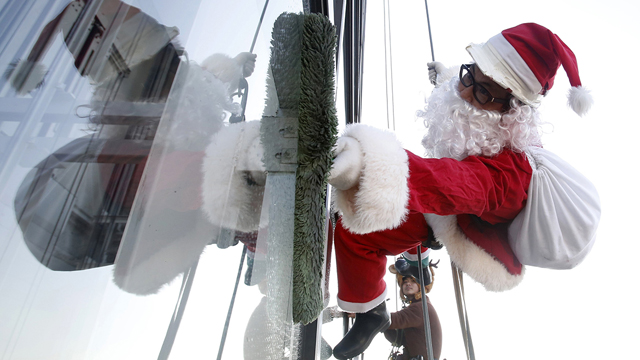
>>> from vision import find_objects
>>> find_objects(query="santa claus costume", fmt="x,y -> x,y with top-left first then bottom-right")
330,23 -> 600,360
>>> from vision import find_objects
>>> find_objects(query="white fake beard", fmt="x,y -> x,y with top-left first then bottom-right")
419,78 -> 506,160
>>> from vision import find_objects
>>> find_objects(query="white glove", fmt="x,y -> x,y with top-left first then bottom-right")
234,52 -> 257,78
329,136 -> 363,190
427,61 -> 447,86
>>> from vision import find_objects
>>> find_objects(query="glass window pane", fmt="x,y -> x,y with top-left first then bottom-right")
0,1 -> 310,359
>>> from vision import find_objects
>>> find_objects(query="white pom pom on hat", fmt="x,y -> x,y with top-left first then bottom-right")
466,22 -> 593,117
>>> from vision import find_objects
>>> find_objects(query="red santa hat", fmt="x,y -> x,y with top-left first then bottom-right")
466,23 -> 593,116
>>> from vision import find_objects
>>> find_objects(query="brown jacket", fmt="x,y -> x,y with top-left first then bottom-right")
384,298 -> 442,359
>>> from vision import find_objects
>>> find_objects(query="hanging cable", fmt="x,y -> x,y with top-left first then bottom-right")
423,0 -> 435,62
416,245 -> 434,360
250,0 -> 270,53
158,261 -> 199,360
216,245 -> 248,360
382,0 -> 396,131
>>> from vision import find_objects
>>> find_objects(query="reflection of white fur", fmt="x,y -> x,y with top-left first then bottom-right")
201,121 -> 266,232
114,12 -> 179,69
112,214 -> 214,295
201,53 -> 245,95
424,213 -> 524,291
332,124 -> 409,234
158,62 -> 239,151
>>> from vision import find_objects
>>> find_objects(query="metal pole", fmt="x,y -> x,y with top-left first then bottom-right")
452,263 -> 475,360
423,0 -> 435,62
216,245 -> 248,360
416,245 -> 434,360
158,261 -> 199,360
250,0 -> 270,53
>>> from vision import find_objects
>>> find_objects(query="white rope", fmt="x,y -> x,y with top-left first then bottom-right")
382,0 -> 396,131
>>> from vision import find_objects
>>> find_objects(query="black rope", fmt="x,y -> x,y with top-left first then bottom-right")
216,245 -> 248,360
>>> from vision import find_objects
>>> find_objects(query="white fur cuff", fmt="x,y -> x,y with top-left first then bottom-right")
424,213 -> 524,292
333,124 -> 409,234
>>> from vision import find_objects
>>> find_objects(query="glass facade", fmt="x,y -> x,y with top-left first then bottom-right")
0,1 -> 343,359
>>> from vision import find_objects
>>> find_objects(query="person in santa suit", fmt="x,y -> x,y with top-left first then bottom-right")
384,258 -> 442,360
329,23 -> 601,360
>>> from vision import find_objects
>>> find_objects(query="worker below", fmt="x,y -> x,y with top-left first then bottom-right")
385,258 -> 442,360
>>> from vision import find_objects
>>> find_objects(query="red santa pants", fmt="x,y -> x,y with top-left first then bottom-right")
334,211 -> 431,312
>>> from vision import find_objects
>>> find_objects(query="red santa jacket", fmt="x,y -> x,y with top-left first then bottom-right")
333,124 -> 532,291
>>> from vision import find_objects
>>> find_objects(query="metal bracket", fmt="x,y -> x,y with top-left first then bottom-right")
261,116 -> 298,173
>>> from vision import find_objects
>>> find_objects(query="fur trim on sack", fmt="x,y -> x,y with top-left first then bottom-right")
424,213 -> 524,291
333,124 -> 409,234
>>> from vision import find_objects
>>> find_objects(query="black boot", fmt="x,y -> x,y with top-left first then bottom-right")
332,301 -> 391,360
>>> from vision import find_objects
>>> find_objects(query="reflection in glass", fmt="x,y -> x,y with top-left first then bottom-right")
0,0 -> 313,359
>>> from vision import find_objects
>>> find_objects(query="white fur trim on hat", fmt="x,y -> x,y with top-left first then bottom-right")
567,86 -> 593,117
466,36 -> 543,106
333,124 -> 409,234
424,213 -> 524,291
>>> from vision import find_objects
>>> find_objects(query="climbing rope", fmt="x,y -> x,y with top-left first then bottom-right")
250,0 -> 270,54
157,261 -> 199,360
382,0 -> 396,132
216,245 -> 248,360
423,0 -> 435,62
416,245 -> 434,360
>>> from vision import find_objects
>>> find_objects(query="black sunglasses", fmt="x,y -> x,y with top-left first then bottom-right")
459,64 -> 511,105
